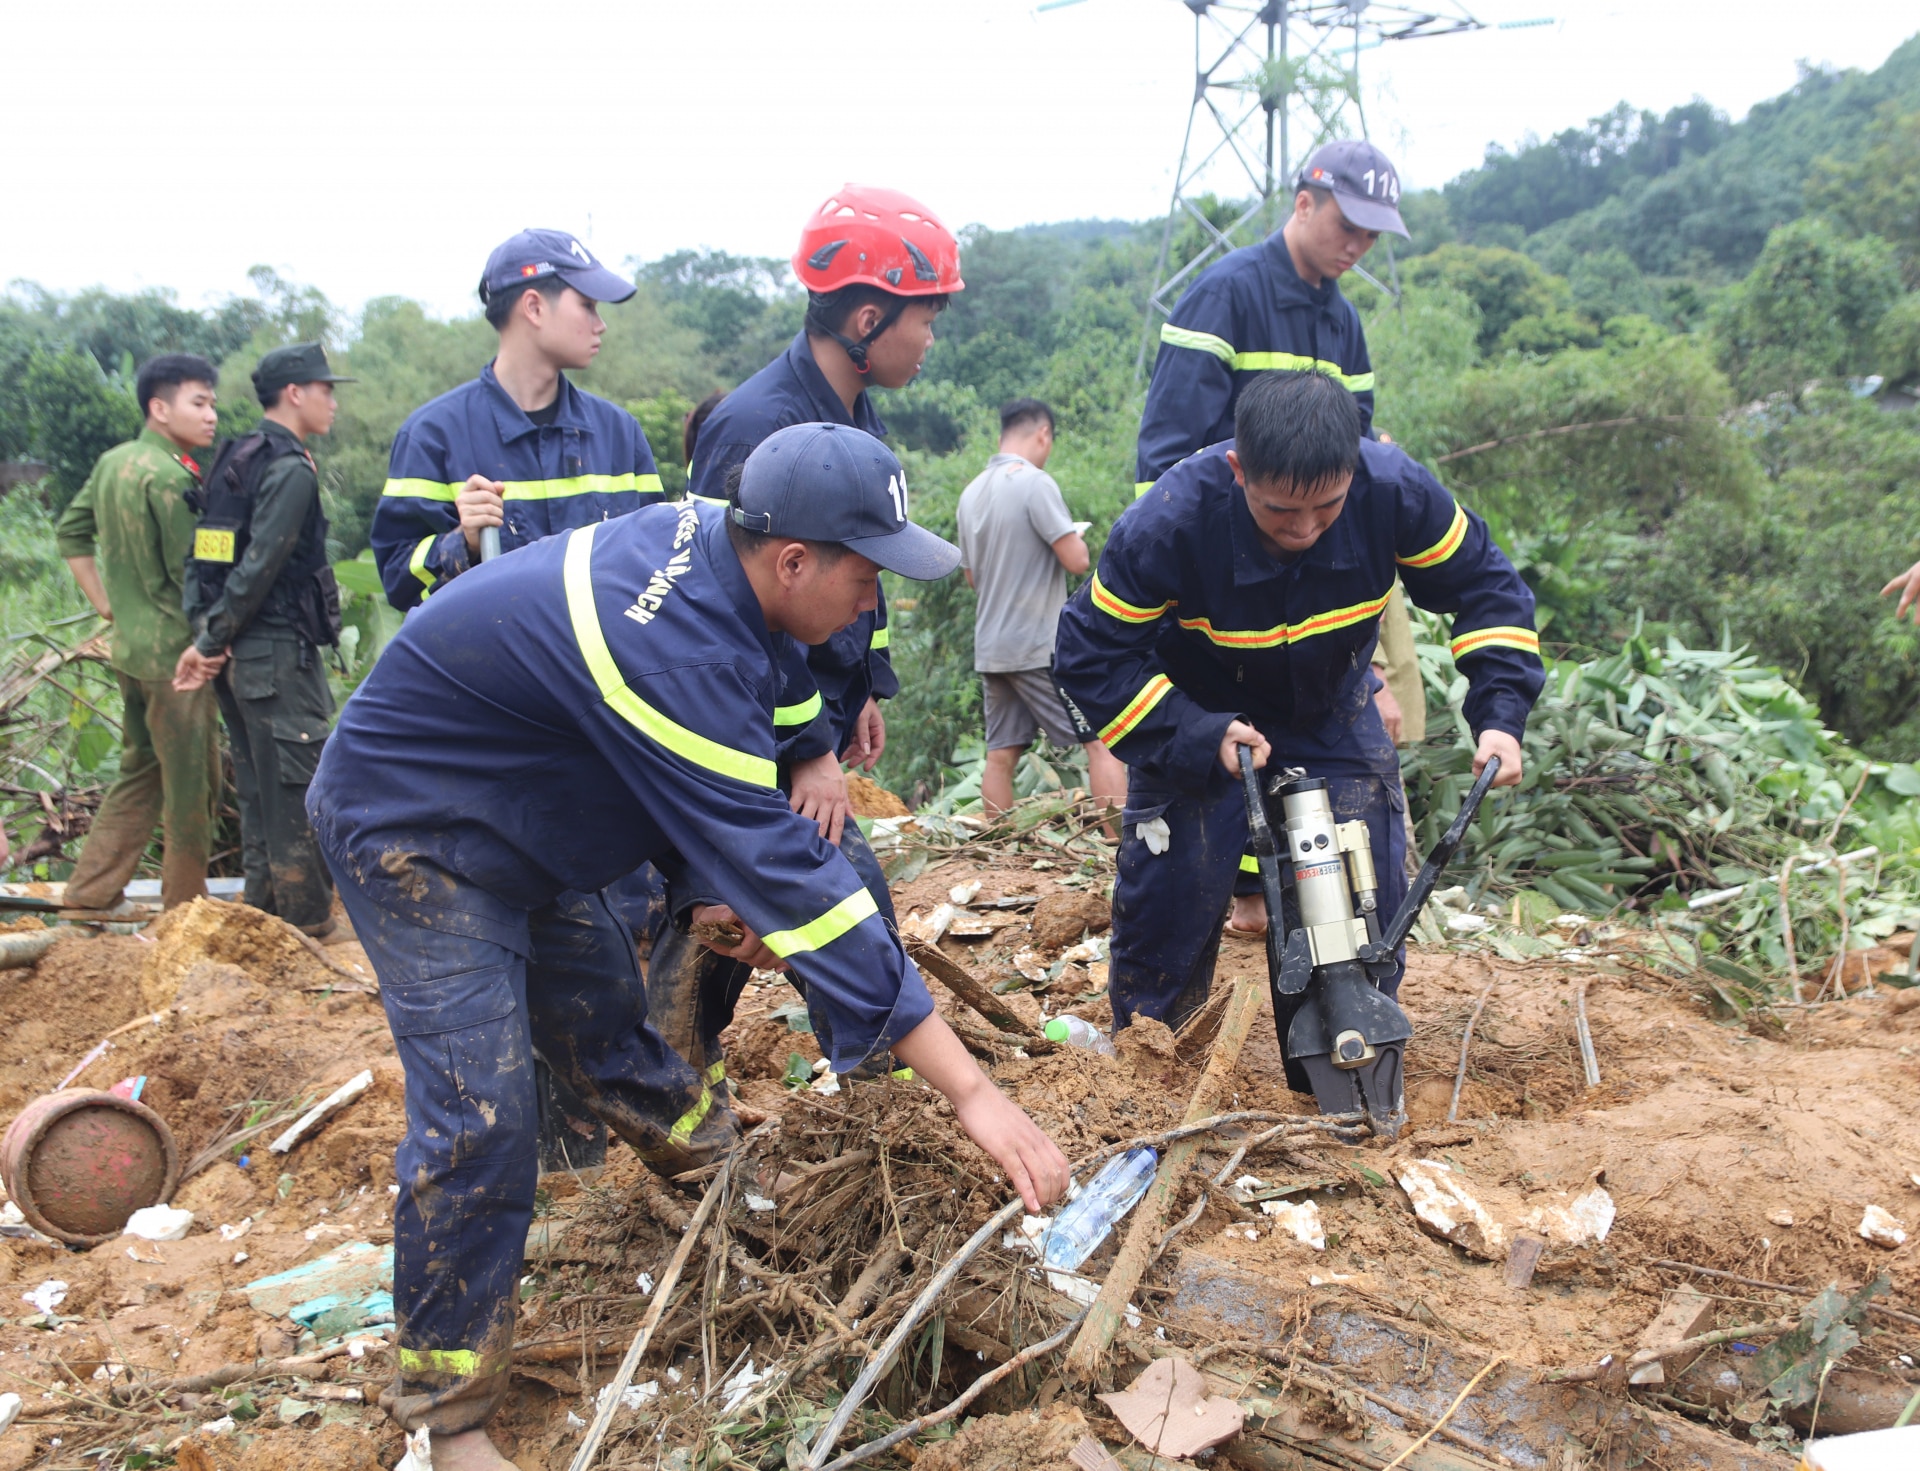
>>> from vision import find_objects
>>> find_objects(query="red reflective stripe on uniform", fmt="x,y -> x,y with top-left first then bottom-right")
1099,674 -> 1173,747
1176,592 -> 1390,649
1450,626 -> 1540,659
1397,505 -> 1468,569
1090,573 -> 1170,624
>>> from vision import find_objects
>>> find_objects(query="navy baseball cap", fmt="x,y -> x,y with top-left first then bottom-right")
478,229 -> 635,307
1297,140 -> 1409,238
734,423 -> 961,581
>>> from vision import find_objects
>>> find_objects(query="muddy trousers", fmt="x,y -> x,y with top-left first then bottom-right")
64,672 -> 219,911
326,872 -> 712,1436
214,634 -> 334,930
645,819 -> 897,1088
1110,767 -> 1408,1036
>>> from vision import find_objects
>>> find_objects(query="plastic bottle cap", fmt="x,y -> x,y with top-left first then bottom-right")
1044,1018 -> 1071,1042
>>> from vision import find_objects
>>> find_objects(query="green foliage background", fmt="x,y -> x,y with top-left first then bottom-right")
4,32 -> 1920,814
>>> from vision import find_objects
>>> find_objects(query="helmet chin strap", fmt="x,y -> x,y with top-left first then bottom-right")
808,298 -> 909,376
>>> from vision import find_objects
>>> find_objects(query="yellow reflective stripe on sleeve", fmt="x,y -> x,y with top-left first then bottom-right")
1134,480 -> 1155,499
1090,572 -> 1170,624
1450,626 -> 1541,659
774,691 -> 823,728
637,473 -> 664,496
397,1347 -> 503,1377
1227,352 -> 1372,392
562,523 -> 778,788
383,473 -> 653,501
870,624 -> 890,650
1159,324 -> 1235,362
669,1086 -> 714,1145
1176,591 -> 1390,649
1397,504 -> 1468,569
408,535 -> 437,593
704,1060 -> 726,1086
1239,854 -> 1261,874
761,889 -> 880,959
383,477 -> 459,501
1099,673 -> 1173,747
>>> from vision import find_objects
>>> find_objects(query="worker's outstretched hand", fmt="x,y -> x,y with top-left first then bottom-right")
789,751 -> 851,847
840,698 -> 886,772
688,903 -> 785,972
1473,728 -> 1523,787
1882,560 -> 1920,624
455,475 -> 506,557
1218,720 -> 1270,776
891,1013 -> 1069,1212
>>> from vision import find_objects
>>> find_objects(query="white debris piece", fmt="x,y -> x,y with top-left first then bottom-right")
1004,1214 -> 1050,1258
0,1392 -> 20,1435
123,1205 -> 194,1241
1232,1176 -> 1267,1197
565,1411 -> 586,1430
21,1281 -> 68,1315
270,1069 -> 373,1154
1860,1205 -> 1908,1249
1394,1159 -> 1507,1259
1011,948 -> 1049,983
393,1425 -> 431,1470
201,1417 -> 237,1437
1139,816 -> 1171,855
899,905 -> 954,945
233,1252 -> 249,1264
219,1218 -> 253,1242
1517,1184 -> 1616,1246
744,1193 -> 777,1213
1046,1269 -> 1101,1306
1446,913 -> 1491,934
1261,1198 -> 1326,1250
597,1380 -> 659,1412
1059,938 -> 1107,966
635,1272 -> 655,1295
948,881 -> 981,905
1768,1208 -> 1795,1227
720,1361 -> 765,1413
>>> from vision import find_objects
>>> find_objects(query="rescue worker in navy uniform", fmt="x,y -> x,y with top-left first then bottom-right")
1136,138 -> 1419,937
1053,371 -> 1543,1046
645,186 -> 963,1101
306,423 -> 1068,1470
368,229 -> 665,609
175,343 -> 350,936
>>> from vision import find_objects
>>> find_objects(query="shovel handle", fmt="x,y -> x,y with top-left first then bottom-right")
480,525 -> 502,563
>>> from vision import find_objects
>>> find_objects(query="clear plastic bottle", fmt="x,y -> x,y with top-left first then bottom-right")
1043,1015 -> 1116,1057
1042,1147 -> 1160,1271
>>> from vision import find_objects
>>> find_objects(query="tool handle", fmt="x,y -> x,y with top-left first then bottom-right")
479,525 -> 502,563
1238,743 -> 1291,984
1373,754 -> 1502,957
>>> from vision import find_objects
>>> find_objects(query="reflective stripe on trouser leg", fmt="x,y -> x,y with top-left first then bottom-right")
522,888 -> 713,1161
323,860 -> 535,1437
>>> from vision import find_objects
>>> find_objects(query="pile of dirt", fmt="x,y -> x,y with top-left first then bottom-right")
848,772 -> 911,817
142,895 -> 350,1010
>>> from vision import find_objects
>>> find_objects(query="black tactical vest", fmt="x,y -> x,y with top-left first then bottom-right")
186,431 -> 341,647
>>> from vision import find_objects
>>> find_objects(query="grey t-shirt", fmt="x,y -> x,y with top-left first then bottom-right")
956,452 -> 1077,673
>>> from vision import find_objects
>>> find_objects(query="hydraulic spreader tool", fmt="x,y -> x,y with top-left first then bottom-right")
1238,745 -> 1503,1138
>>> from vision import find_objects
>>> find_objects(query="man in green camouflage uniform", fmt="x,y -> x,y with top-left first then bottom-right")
54,355 -> 223,911
176,343 -> 351,936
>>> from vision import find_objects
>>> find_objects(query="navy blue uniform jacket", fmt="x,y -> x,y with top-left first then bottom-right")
688,333 -> 897,759
1136,234 -> 1375,491
308,500 -> 931,1071
371,363 -> 664,610
1055,440 -> 1544,788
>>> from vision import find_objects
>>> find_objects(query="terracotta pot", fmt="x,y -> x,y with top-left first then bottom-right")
0,1088 -> 179,1247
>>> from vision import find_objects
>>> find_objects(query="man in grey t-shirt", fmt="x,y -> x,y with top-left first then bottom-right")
957,399 -> 1127,827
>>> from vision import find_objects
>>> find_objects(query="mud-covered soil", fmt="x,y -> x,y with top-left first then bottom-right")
1,842 -> 1916,1468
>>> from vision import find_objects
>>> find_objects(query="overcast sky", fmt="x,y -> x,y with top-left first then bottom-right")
7,2 -> 1913,321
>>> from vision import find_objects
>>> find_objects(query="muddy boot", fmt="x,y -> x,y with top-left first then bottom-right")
627,1094 -> 741,1175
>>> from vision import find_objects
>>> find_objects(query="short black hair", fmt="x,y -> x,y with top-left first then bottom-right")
720,462 -> 846,565
482,273 -> 568,331
135,354 -> 217,421
1233,370 -> 1361,489
999,398 -> 1054,437
805,284 -> 949,339
685,389 -> 725,466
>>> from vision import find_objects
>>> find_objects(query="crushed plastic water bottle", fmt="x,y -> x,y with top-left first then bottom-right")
1044,1015 -> 1116,1057
1042,1147 -> 1159,1271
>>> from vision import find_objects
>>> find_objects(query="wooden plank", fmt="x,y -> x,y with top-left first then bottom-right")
906,937 -> 1048,1043
1627,1286 -> 1715,1386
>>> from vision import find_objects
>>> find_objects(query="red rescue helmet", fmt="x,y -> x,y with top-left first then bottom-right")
793,185 -> 965,297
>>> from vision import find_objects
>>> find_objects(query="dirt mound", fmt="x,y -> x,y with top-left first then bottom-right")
142,896 -> 342,1010
915,1404 -> 1092,1471
1029,890 -> 1111,951
848,772 -> 911,817
0,930 -> 147,1110
177,1419 -> 396,1471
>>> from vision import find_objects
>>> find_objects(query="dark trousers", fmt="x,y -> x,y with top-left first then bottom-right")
326,870 -> 712,1436
65,671 -> 219,911
646,819 -> 896,1085
214,634 -> 334,930
1111,766 -> 1408,1031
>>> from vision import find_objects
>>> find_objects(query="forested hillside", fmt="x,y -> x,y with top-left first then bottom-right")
3,35 -> 1918,803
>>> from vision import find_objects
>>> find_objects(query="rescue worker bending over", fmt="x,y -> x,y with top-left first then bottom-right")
368,229 -> 664,610
647,186 -> 962,1102
307,422 -> 1067,1469
1054,371 -> 1542,1039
